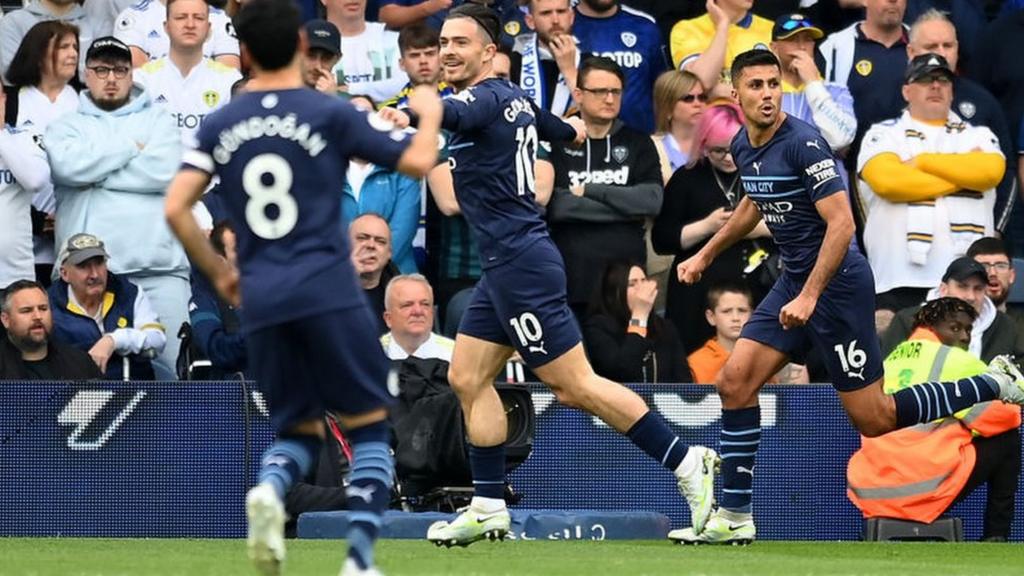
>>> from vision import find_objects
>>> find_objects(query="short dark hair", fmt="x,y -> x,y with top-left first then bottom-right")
398,23 -> 439,56
233,0 -> 300,71
1,279 -> 47,313
967,236 -> 1012,261
705,280 -> 753,311
578,55 -> 624,87
446,3 -> 501,46
912,296 -> 977,330
6,21 -> 80,88
210,220 -> 234,257
730,49 -> 781,85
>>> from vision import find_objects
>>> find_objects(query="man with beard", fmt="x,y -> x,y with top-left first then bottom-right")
44,37 -> 185,380
675,49 -> 1024,544
571,0 -> 667,133
510,0 -> 579,116
0,279 -> 100,379
968,237 -> 1019,317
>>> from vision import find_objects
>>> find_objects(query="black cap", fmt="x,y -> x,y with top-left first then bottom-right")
905,52 -> 954,84
304,20 -> 341,56
86,36 -> 132,63
772,13 -> 824,41
942,256 -> 988,284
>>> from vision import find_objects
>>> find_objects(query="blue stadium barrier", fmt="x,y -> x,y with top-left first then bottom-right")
0,381 -> 1021,540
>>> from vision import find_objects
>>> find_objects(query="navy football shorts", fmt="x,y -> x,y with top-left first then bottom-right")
246,305 -> 394,432
740,251 -> 883,392
458,238 -> 582,369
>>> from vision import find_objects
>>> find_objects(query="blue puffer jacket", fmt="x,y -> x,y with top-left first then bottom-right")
48,273 -> 157,380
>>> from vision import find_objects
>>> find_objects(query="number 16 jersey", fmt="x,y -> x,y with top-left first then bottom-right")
183,88 -> 410,331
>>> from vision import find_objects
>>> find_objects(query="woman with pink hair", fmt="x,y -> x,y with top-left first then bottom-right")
652,102 -> 773,352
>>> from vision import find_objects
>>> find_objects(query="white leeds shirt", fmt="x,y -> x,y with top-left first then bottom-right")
857,110 -> 1001,293
114,0 -> 238,61
0,126 -> 50,287
135,57 -> 240,143
332,22 -> 408,103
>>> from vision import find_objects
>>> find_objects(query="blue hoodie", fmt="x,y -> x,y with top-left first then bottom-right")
45,85 -> 185,278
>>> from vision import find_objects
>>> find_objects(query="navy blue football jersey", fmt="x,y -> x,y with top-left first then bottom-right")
442,78 -> 576,268
731,115 -> 848,276
183,89 -> 410,331
573,6 -> 668,134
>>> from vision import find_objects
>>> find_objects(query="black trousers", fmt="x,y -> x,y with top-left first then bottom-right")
951,426 -> 1022,539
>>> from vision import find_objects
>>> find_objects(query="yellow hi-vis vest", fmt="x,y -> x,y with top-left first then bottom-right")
847,329 -> 1021,523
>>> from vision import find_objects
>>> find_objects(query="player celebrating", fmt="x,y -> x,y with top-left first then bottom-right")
674,49 -> 1024,545
163,1 -> 443,574
383,4 -> 720,547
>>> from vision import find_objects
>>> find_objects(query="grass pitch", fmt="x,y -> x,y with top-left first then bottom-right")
1,538 -> 1022,576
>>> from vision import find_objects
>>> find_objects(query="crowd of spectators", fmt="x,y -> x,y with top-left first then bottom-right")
3,0 -> 1024,389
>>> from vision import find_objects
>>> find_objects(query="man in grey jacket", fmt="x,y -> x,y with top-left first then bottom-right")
44,37 -> 184,379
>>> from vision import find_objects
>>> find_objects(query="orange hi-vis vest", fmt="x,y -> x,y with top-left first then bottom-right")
847,328 -> 1021,523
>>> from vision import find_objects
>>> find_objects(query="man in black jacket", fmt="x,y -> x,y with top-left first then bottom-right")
0,279 -> 100,380
547,56 -> 663,319
881,257 -> 1024,362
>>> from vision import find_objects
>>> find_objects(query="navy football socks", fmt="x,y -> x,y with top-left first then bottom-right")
719,406 -> 760,514
626,410 -> 688,471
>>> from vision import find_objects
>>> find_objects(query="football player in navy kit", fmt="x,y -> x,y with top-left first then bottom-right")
675,49 -> 1024,544
383,4 -> 722,547
163,0 -> 443,574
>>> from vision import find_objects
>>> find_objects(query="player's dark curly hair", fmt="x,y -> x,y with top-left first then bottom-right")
912,297 -> 977,330
730,49 -> 781,85
233,0 -> 300,71
446,3 -> 501,46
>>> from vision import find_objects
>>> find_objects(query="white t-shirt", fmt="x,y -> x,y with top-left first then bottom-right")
332,22 -> 408,103
16,84 -> 79,216
857,110 -> 1001,293
135,56 -> 240,143
114,0 -> 238,61
0,126 -> 50,287
380,332 -> 455,361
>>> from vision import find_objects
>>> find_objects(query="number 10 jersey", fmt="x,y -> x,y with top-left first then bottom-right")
441,78 -> 576,269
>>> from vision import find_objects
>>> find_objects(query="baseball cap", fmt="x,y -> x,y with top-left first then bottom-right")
772,14 -> 824,41
86,36 -> 132,63
942,256 -> 988,284
63,233 -> 109,266
304,20 -> 341,56
905,53 -> 954,84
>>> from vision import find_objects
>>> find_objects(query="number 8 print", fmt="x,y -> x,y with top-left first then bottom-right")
243,153 -> 298,240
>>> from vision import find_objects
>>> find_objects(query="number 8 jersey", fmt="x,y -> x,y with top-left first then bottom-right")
182,88 -> 410,331
441,78 -> 576,268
